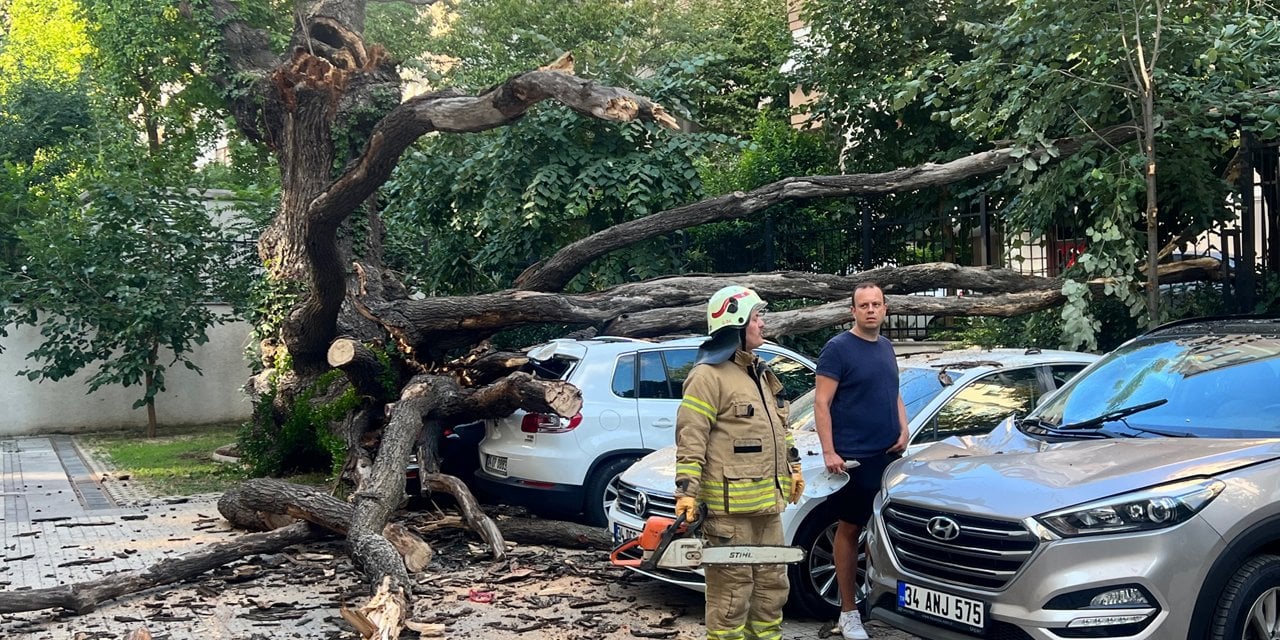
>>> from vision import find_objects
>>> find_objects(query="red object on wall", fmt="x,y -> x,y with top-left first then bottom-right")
1053,238 -> 1087,275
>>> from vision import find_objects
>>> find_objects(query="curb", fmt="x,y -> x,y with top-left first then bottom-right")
71,436 -> 157,507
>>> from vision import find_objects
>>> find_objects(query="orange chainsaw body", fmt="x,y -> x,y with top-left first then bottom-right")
608,515 -> 685,568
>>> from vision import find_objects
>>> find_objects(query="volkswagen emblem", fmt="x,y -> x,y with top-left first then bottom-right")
633,491 -> 649,516
926,516 -> 961,541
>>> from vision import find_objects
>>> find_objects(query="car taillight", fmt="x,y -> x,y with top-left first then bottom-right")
520,412 -> 582,433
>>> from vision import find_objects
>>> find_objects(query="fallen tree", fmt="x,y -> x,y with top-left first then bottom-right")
131,1 -> 1223,637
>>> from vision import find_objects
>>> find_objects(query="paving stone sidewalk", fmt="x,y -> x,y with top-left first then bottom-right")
0,435 -> 915,640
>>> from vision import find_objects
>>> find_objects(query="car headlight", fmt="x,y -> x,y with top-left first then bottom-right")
1037,478 -> 1225,537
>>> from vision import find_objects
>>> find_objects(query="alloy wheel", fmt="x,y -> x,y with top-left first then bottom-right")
1244,586 -> 1280,640
602,474 -> 623,518
804,521 -> 867,610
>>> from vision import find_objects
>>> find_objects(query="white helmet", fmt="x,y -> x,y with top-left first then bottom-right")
706,285 -> 766,335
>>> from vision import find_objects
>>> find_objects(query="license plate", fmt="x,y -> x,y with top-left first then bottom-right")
898,581 -> 985,630
612,523 -> 641,545
484,454 -> 508,475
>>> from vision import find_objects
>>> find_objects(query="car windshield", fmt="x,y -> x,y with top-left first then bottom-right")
1031,332 -> 1280,437
899,367 -> 946,420
789,366 -> 945,431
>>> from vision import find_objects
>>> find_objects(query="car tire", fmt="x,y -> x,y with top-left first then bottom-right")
786,502 -> 866,620
1210,554 -> 1280,640
582,456 -> 638,527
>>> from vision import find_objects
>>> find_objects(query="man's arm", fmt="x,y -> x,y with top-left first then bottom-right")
814,374 -> 845,473
888,393 -> 910,453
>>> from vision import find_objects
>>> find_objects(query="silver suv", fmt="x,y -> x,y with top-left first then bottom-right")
867,317 -> 1280,640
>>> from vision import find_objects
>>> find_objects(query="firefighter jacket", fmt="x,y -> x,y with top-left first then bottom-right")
674,349 -> 799,515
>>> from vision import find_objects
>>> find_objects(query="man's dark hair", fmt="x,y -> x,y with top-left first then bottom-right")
851,282 -> 885,304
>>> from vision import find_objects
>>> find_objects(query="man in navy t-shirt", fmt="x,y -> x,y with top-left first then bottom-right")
814,282 -> 909,640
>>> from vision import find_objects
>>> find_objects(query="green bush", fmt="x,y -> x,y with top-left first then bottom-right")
238,369 -> 357,477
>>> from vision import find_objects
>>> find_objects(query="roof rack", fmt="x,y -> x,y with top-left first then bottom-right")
1142,314 -> 1280,336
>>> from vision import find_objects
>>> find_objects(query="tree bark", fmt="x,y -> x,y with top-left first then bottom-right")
0,522 -> 326,614
357,260 -> 1217,352
218,479 -> 434,570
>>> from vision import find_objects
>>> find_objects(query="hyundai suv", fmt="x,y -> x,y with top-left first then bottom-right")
866,316 -> 1280,640
473,336 -> 815,526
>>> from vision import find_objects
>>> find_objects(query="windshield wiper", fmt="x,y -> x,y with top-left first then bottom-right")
1015,415 -> 1054,434
1016,416 -> 1112,440
1121,424 -> 1198,438
1057,399 -> 1169,431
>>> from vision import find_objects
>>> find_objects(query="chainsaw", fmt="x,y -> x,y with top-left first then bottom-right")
609,504 -> 805,571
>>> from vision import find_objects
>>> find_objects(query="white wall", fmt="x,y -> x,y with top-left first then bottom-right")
0,305 -> 254,435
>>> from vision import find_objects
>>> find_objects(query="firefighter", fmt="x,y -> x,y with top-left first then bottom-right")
674,285 -> 805,640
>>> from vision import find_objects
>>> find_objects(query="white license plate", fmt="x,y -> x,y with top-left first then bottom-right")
898,581 -> 985,630
484,454 -> 508,475
612,523 -> 641,545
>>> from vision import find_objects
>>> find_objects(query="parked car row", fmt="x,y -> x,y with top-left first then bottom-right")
429,317 -> 1280,640
606,347 -> 1099,618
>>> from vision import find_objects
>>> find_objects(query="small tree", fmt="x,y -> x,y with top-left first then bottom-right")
2,169 -> 254,436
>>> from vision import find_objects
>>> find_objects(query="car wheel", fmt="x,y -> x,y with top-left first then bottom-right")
1211,554 -> 1280,640
582,456 -> 638,527
787,502 -> 866,619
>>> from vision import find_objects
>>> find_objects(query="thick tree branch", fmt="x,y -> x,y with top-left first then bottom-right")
610,292 -> 1067,337
515,124 -> 1140,292
363,263 -> 1066,355
360,259 -> 1220,353
348,371 -> 580,595
279,54 -> 675,371
0,522 -> 327,614
309,54 -> 676,228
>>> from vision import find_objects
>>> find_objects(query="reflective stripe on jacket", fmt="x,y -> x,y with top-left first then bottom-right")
675,349 -> 798,515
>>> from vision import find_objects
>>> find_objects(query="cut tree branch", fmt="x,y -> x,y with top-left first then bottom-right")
361,263 -> 1082,355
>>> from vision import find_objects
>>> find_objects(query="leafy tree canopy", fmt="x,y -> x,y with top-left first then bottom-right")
380,0 -> 792,295
0,0 -> 91,94
0,163 -> 257,433
795,0 -> 1280,347
78,0 -> 226,164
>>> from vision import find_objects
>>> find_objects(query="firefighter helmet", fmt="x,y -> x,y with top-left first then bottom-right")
706,285 -> 766,335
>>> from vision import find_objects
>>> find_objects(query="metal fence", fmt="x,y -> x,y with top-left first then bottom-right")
749,140 -> 1280,339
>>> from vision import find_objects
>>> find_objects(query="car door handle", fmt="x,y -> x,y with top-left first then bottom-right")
651,418 -> 674,428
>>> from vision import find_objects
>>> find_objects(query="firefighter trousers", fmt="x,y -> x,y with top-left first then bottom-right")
701,513 -> 788,640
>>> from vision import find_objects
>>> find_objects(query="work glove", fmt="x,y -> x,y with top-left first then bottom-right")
789,463 -> 804,504
675,496 -> 700,524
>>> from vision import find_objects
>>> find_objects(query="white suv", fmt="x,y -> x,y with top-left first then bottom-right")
473,336 -> 816,526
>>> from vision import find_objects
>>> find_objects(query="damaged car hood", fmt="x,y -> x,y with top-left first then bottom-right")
885,421 -> 1280,518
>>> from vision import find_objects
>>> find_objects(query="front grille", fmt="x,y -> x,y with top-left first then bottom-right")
883,501 -> 1038,590
616,481 -> 676,519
